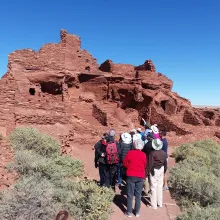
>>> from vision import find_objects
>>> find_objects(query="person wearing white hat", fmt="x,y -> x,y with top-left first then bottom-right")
132,133 -> 142,142
141,118 -> 153,137
117,132 -> 133,186
151,124 -> 161,139
148,139 -> 167,209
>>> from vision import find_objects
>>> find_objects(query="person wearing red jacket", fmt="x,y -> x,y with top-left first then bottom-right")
123,138 -> 147,218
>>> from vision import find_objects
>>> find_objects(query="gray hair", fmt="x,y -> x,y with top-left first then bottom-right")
133,138 -> 144,150
109,129 -> 116,137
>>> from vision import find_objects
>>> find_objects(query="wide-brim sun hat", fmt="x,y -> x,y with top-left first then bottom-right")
133,133 -> 142,142
136,128 -> 142,132
133,138 -> 144,150
151,124 -> 159,134
130,129 -> 136,134
152,138 -> 163,150
121,132 -> 132,144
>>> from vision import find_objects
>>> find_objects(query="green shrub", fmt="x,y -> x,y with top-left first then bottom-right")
9,127 -> 60,157
10,150 -> 84,180
170,139 -> 220,218
0,176 -> 61,220
54,179 -> 115,220
3,127 -> 114,220
177,205 -> 220,220
53,155 -> 84,178
172,143 -> 211,165
169,163 -> 220,206
173,139 -> 220,164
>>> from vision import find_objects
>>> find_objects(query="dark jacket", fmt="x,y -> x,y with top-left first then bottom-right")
120,142 -> 133,162
162,138 -> 168,158
94,140 -> 107,164
142,140 -> 153,160
94,137 -> 121,164
148,149 -> 167,175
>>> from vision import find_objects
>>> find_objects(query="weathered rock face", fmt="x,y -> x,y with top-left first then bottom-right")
0,29 -> 219,149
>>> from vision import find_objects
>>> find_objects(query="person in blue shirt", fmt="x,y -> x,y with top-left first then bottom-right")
141,118 -> 152,137
136,128 -> 144,139
160,130 -> 169,191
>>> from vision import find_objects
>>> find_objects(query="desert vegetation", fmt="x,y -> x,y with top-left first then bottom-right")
169,139 -> 220,220
0,127 -> 114,220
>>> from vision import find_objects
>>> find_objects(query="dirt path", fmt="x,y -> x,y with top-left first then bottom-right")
70,144 -> 181,220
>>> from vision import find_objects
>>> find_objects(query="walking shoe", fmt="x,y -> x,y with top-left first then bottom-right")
148,205 -> 157,209
136,213 -> 140,217
163,186 -> 169,191
125,212 -> 132,217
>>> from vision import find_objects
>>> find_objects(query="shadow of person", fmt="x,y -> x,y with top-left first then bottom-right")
119,184 -> 127,196
113,194 -> 127,213
141,196 -> 151,207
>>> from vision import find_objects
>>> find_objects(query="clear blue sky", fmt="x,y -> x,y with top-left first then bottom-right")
0,0 -> 219,105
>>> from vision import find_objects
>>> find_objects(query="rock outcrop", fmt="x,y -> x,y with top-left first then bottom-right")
0,29 -> 219,149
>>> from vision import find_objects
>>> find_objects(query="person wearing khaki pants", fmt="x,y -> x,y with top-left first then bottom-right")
148,139 -> 167,209
150,166 -> 164,208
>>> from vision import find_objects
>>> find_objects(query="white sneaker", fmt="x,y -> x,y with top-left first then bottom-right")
125,212 -> 132,217
148,205 -> 157,209
163,186 -> 169,191
136,213 -> 140,217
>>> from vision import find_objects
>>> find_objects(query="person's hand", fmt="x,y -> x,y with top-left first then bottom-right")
142,118 -> 146,125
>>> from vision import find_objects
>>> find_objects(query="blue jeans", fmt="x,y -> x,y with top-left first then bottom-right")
127,176 -> 144,214
117,163 -> 122,184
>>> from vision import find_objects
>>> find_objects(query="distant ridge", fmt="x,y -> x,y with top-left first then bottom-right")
193,105 -> 220,109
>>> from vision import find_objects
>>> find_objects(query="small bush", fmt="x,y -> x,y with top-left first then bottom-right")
172,143 -> 211,165
10,150 -> 84,180
169,162 -> 220,206
0,176 -> 61,220
54,179 -> 115,220
177,205 -> 220,220
3,127 -> 114,220
9,127 -> 60,157
53,155 -> 84,178
172,139 -> 220,164
169,139 -> 220,218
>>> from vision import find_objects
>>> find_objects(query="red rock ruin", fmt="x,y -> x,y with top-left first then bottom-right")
0,29 -> 219,148
0,29 -> 220,189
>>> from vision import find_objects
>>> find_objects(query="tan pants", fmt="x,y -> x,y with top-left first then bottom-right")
143,176 -> 150,195
150,166 -> 164,209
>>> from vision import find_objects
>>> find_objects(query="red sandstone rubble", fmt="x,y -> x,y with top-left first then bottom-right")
0,29 -> 219,158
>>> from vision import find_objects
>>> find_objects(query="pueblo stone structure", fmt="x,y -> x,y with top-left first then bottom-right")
0,29 -> 220,189
0,29 -> 220,151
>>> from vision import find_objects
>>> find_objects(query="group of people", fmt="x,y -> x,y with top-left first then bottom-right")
94,119 -> 169,218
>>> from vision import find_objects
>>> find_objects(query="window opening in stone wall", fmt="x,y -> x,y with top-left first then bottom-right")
160,101 -> 167,111
85,66 -> 90,72
40,82 -> 62,95
29,88 -> 36,95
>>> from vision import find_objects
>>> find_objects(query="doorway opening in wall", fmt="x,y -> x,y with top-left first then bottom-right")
85,66 -> 90,72
29,88 -> 36,95
40,82 -> 62,95
160,101 -> 167,111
